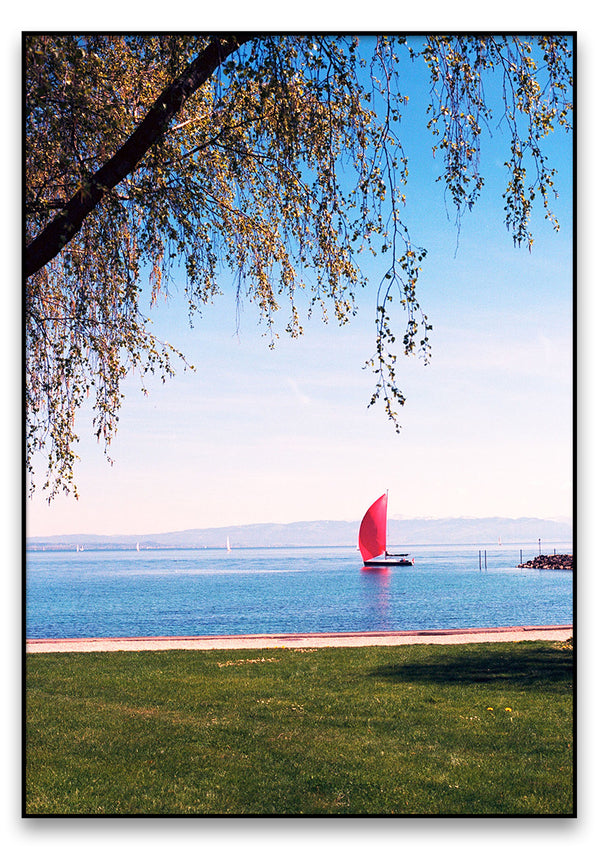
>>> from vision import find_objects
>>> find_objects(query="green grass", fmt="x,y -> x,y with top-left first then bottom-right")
25,640 -> 573,816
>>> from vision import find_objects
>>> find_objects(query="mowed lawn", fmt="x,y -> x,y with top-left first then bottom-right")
25,640 -> 573,816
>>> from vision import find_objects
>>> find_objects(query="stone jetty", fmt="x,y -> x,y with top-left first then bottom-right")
517,554 -> 573,570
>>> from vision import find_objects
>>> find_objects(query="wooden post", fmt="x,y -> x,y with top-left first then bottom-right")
479,550 -> 481,571
484,550 -> 487,570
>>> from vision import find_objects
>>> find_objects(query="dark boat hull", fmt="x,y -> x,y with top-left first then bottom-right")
363,557 -> 413,567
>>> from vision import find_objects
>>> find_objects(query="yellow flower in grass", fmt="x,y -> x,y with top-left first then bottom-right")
486,707 -> 493,711
505,707 -> 512,712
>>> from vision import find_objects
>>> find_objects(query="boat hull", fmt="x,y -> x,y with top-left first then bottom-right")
363,557 -> 413,567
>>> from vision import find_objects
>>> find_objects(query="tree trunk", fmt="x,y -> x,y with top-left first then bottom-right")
25,35 -> 252,278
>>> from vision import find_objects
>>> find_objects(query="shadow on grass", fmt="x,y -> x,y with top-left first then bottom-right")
370,644 -> 573,690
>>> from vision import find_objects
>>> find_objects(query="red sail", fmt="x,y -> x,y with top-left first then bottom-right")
358,493 -> 388,562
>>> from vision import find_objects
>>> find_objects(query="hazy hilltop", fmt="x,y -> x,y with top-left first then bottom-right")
27,516 -> 572,551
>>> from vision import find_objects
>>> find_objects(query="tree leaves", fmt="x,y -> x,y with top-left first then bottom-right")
25,34 -> 572,499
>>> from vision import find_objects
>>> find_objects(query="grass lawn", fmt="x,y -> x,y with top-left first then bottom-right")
25,640 -> 573,816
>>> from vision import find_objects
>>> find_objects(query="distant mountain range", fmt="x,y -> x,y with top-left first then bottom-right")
26,516 -> 572,551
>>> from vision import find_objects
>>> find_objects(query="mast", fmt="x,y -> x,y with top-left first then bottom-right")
385,488 -> 389,556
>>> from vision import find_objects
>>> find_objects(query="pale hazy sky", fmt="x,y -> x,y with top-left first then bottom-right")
26,35 -> 574,537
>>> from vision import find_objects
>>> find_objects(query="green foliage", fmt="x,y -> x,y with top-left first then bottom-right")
25,34 -> 573,497
25,642 -> 573,815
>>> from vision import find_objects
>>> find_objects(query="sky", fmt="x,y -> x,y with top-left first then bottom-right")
25,35 -> 574,537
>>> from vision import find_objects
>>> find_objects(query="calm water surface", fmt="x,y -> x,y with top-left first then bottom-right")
26,544 -> 573,639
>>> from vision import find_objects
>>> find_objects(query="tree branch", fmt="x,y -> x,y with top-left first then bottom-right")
25,35 -> 252,278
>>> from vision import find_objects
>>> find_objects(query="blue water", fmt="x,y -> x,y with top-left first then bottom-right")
25,544 -> 573,639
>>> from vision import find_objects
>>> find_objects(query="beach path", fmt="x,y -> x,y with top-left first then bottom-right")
26,625 -> 572,653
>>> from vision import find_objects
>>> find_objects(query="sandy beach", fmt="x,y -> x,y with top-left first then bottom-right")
26,624 -> 572,653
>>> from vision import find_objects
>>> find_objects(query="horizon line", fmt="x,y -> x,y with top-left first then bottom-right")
26,514 -> 573,541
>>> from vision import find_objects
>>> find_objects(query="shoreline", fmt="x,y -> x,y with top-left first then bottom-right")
26,624 -> 573,653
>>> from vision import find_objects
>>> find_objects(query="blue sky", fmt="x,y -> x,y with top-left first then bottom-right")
26,36 -> 574,536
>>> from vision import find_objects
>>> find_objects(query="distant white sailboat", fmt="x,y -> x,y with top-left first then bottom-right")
136,542 -> 140,552
226,536 -> 231,552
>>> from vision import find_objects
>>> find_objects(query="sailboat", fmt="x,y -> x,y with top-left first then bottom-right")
358,493 -> 413,567
226,536 -> 231,552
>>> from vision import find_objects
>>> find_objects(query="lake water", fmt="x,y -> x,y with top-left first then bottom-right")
25,543 -> 573,640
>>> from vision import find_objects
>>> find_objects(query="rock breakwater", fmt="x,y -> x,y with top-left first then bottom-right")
517,554 -> 573,570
